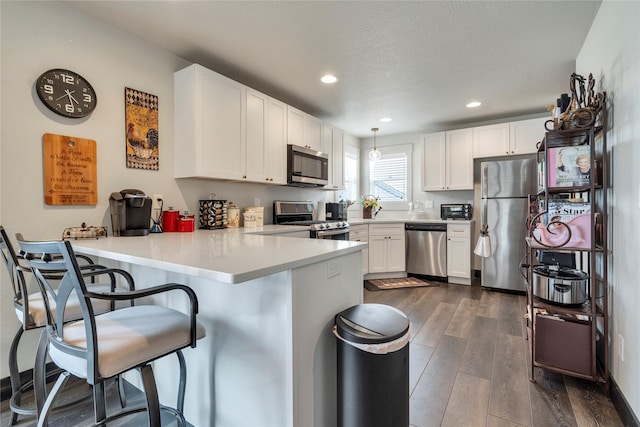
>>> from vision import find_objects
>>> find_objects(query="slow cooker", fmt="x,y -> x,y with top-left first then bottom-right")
532,265 -> 589,306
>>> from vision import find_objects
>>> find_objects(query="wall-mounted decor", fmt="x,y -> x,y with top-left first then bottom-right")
43,133 -> 97,205
125,87 -> 158,170
36,68 -> 97,118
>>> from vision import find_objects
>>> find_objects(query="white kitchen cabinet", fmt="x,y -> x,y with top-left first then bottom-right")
287,106 -> 322,151
174,64 -> 246,180
368,224 -> 405,273
265,97 -> 288,184
422,129 -> 473,191
509,117 -> 546,155
245,88 -> 268,182
472,123 -> 510,158
349,224 -> 369,275
446,222 -> 471,285
472,117 -> 547,158
322,124 -> 344,190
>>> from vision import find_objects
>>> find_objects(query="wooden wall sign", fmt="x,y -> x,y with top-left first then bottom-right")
43,133 -> 97,205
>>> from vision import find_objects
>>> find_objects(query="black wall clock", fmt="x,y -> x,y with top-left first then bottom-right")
36,68 -> 97,118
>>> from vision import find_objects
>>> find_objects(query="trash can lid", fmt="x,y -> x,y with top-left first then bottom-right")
335,303 -> 410,344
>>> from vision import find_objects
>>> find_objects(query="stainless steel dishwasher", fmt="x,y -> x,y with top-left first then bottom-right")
405,223 -> 447,279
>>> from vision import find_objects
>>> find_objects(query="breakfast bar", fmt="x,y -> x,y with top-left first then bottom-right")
71,229 -> 365,427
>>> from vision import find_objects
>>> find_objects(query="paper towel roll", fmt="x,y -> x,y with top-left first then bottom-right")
316,201 -> 326,221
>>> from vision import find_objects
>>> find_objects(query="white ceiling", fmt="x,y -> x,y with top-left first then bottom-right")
63,1 -> 601,138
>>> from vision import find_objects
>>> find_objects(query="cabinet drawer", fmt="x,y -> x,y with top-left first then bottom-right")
349,228 -> 368,242
368,224 -> 404,236
447,223 -> 470,238
534,315 -> 592,376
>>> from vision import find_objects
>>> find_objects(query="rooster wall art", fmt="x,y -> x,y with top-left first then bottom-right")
125,87 -> 159,170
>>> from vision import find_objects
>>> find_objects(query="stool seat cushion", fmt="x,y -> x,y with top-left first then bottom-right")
49,304 -> 206,379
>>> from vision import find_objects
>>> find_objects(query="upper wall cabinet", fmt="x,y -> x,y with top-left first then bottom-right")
287,106 -> 322,151
174,64 -> 246,180
174,64 -> 288,184
322,124 -> 344,190
473,117 -> 547,158
422,129 -> 473,191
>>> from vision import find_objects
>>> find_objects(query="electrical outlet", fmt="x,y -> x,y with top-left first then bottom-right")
424,200 -> 434,209
618,334 -> 624,362
328,260 -> 341,278
152,194 -> 163,211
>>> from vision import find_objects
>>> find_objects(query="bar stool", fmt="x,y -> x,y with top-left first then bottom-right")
18,236 -> 206,427
0,226 -> 131,424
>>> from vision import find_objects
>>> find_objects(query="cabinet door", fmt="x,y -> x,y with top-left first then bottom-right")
322,124 -> 334,188
510,117 -> 546,155
422,132 -> 446,191
367,235 -> 388,273
287,106 -> 306,147
174,64 -> 246,179
447,236 -> 470,278
349,225 -> 369,275
305,115 -> 323,151
446,128 -> 473,190
386,234 -> 406,272
266,97 -> 287,184
245,88 -> 268,182
472,123 -> 510,158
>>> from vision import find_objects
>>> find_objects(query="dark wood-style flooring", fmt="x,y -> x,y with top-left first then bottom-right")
1,281 -> 623,426
364,281 -> 623,427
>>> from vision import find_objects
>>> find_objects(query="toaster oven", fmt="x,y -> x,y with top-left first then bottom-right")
440,203 -> 473,220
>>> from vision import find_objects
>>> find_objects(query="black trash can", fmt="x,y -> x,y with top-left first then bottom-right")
334,303 -> 410,427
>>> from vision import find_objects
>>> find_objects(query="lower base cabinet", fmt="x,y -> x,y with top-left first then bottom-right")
446,223 -> 472,285
368,224 -> 405,274
349,224 -> 368,275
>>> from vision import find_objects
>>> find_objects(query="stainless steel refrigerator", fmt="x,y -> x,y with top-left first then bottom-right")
480,157 -> 536,292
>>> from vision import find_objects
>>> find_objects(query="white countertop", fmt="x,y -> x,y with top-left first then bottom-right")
71,228 -> 365,284
347,217 -> 475,225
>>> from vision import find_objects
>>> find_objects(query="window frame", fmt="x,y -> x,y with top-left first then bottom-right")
362,143 -> 412,211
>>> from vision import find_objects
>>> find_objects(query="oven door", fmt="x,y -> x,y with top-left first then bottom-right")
311,228 -> 350,240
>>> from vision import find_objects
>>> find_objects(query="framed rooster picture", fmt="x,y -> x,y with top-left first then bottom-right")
125,87 -> 159,170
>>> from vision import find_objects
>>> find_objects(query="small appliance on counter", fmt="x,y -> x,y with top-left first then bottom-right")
325,202 -> 346,221
109,189 -> 152,236
440,203 -> 473,220
162,208 -> 180,232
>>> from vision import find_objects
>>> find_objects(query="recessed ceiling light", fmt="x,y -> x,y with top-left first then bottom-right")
379,117 -> 392,123
321,75 -> 338,84
466,101 -> 482,108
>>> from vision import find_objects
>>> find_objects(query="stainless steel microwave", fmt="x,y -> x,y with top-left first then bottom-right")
287,144 -> 329,187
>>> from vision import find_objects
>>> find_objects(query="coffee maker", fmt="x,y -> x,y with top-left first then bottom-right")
109,189 -> 152,236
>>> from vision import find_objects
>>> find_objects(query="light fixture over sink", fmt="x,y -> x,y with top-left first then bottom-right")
368,127 -> 381,161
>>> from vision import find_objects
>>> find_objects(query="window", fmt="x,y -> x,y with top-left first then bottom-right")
342,144 -> 359,202
364,144 -> 412,210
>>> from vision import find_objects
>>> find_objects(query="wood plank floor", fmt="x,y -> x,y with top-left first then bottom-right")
1,281 -> 623,426
364,281 -> 623,427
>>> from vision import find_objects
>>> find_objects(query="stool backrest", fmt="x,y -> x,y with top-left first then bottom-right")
0,225 -> 32,327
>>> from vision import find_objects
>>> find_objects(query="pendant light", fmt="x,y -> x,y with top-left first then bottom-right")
368,127 -> 381,161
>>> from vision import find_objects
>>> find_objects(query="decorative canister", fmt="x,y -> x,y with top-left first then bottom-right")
227,203 -> 240,228
177,213 -> 195,232
199,199 -> 228,229
244,206 -> 264,227
162,209 -> 179,232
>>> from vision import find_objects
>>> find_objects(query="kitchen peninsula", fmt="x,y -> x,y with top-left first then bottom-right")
71,228 -> 366,427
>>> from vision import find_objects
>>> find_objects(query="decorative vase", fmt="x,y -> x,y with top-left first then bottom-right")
363,206 -> 373,219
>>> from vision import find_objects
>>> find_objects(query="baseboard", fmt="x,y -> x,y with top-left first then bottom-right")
1,362 -> 62,402
611,376 -> 639,427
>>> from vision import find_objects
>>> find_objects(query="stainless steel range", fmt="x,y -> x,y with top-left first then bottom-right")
273,200 -> 350,240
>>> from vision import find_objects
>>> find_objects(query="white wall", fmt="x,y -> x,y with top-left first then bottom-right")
576,0 -> 640,418
0,1 -> 336,378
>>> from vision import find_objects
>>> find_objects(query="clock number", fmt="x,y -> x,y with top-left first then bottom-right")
83,93 -> 93,103
43,84 -> 54,95
65,104 -> 75,113
60,73 -> 74,84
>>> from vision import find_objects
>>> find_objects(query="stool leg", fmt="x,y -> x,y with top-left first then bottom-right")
8,327 -> 24,425
175,350 -> 187,427
34,329 -> 49,416
140,364 -> 161,427
36,371 -> 70,427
